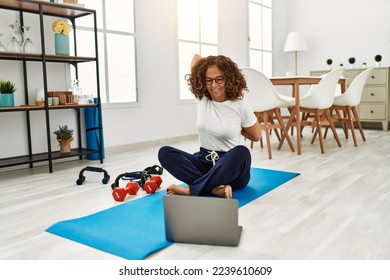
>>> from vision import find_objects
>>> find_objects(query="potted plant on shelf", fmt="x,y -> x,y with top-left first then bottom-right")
375,54 -> 382,67
0,80 -> 16,107
53,125 -> 74,153
348,57 -> 356,68
326,58 -> 333,70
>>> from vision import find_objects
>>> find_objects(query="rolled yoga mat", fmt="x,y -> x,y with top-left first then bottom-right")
84,98 -> 105,160
46,167 -> 299,259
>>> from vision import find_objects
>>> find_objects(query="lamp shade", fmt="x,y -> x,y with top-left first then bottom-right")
283,32 -> 308,52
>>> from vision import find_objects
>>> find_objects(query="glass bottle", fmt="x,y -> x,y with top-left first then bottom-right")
70,79 -> 83,104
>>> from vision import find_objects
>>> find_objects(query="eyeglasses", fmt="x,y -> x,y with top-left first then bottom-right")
205,76 -> 225,85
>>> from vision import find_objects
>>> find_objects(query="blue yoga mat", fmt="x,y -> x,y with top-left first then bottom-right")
46,168 -> 299,259
85,98 -> 105,160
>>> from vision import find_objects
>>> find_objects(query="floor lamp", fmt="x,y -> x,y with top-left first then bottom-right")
283,32 -> 308,76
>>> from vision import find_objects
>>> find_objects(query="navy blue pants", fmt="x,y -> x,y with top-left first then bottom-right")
158,145 -> 251,196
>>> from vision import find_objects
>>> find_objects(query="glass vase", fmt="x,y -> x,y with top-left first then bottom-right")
22,26 -> 35,53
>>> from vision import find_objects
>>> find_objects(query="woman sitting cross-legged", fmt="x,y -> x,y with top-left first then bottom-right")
158,54 -> 261,199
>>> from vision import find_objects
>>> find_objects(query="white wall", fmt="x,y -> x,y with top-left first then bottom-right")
103,0 -> 196,148
1,0 -> 390,160
273,0 -> 390,76
218,0 -> 249,66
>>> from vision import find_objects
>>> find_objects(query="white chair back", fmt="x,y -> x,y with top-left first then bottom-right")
334,68 -> 373,106
241,67 -> 294,111
301,67 -> 345,109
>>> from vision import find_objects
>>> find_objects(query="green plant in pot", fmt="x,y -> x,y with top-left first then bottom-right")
326,58 -> 333,70
375,54 -> 382,67
53,125 -> 74,153
348,57 -> 356,68
0,80 -> 16,107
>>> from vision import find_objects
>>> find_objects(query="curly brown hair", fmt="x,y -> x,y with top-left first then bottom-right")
185,55 -> 247,101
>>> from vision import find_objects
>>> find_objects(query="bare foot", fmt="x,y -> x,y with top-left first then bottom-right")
166,184 -> 190,196
211,185 -> 232,199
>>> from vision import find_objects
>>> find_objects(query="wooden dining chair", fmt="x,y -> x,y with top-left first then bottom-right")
241,67 -> 295,159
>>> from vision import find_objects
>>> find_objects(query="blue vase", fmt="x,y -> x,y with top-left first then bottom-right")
0,94 -> 15,107
55,33 -> 70,55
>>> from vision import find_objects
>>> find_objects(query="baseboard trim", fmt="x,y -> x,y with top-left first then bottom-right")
105,134 -> 198,154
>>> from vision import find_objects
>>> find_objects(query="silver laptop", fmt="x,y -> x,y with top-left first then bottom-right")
163,195 -> 242,246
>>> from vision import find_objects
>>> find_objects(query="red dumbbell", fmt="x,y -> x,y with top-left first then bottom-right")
112,181 -> 140,202
143,175 -> 163,194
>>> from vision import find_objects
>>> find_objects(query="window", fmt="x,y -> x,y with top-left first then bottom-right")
71,0 -> 137,104
177,0 -> 218,100
249,0 -> 272,76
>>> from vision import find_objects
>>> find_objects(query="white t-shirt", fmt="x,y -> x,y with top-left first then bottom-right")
196,97 -> 257,152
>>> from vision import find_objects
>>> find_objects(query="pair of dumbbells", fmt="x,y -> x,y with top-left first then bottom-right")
111,171 -> 162,202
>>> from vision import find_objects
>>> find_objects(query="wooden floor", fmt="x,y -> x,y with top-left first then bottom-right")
1,127 -> 390,260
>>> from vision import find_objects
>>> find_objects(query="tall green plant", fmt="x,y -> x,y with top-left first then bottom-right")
0,80 -> 16,94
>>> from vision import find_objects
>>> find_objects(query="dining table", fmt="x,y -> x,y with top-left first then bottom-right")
269,76 -> 346,155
